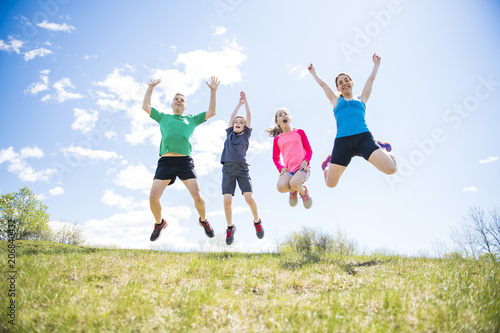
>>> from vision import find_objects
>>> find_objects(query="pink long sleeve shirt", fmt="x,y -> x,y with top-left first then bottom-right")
272,128 -> 313,173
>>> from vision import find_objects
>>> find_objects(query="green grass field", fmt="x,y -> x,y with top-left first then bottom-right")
1,240 -> 499,332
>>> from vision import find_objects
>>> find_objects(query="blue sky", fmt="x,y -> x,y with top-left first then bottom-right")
1,0 -> 499,254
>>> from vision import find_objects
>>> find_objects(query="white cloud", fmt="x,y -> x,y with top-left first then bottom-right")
36,20 -> 75,32
462,186 -> 478,192
212,26 -> 227,36
84,54 -> 98,60
83,208 -> 197,250
72,108 -> 98,133
61,145 -> 119,160
20,146 -> 44,159
49,186 -> 64,196
248,238 -> 277,253
0,146 -> 56,182
94,68 -> 144,102
25,70 -> 50,95
24,47 -> 53,61
115,164 -> 154,190
101,189 -> 147,210
479,157 -> 498,164
249,140 -> 272,154
105,131 -> 117,139
287,64 -> 309,79
0,36 -> 24,54
42,77 -> 84,103
208,206 -> 250,217
96,98 -> 127,111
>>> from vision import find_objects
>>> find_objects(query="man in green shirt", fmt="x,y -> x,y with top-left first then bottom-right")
142,76 -> 220,242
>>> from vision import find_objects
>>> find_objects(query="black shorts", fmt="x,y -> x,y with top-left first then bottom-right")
222,162 -> 253,196
330,131 -> 380,167
153,156 -> 197,186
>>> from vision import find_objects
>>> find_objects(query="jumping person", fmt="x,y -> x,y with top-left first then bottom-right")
266,107 -> 313,209
142,76 -> 220,241
308,54 -> 397,188
221,91 -> 263,245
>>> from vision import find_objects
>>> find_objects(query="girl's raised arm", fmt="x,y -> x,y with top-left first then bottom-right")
360,53 -> 381,104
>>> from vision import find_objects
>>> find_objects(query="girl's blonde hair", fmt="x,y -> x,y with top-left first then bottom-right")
265,107 -> 290,138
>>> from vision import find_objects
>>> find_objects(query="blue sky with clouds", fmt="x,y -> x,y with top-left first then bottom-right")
1,0 -> 499,254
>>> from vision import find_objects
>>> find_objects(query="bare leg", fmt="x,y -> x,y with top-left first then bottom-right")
223,193 -> 233,226
243,192 -> 260,223
368,148 -> 397,175
182,178 -> 206,221
276,174 -> 293,193
289,172 -> 307,195
324,163 -> 347,188
149,179 -> 171,224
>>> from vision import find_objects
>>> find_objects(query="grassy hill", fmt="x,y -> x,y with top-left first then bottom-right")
1,240 -> 499,332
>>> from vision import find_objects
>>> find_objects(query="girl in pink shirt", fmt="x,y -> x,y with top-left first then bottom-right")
266,107 -> 313,209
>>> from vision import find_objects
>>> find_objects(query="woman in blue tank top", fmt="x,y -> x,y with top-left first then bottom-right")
308,53 -> 397,188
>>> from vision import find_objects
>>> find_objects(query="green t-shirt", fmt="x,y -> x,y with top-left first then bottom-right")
150,107 -> 207,156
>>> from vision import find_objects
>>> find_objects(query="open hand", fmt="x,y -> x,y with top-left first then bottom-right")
206,76 -> 220,91
148,78 -> 161,88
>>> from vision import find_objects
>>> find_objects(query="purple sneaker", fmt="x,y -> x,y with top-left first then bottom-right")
321,155 -> 331,171
377,141 -> 392,152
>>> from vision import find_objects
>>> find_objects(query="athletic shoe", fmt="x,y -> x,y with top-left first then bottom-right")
150,218 -> 167,242
289,191 -> 298,207
199,218 -> 215,238
226,225 -> 236,245
254,219 -> 264,239
377,141 -> 392,152
321,155 -> 331,171
300,186 -> 313,209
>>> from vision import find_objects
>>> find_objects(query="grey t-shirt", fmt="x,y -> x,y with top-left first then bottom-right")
220,126 -> 252,165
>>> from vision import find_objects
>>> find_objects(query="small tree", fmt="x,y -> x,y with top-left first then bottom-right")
0,187 -> 50,240
451,206 -> 500,259
51,220 -> 85,246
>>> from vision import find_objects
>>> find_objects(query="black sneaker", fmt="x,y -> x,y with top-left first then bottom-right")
150,218 -> 167,241
254,219 -> 264,239
226,225 -> 236,245
199,218 -> 214,238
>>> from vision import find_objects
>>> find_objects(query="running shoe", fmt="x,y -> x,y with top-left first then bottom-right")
199,218 -> 215,238
321,155 -> 331,171
377,141 -> 392,152
254,219 -> 264,239
300,186 -> 313,209
226,225 -> 236,245
150,218 -> 167,241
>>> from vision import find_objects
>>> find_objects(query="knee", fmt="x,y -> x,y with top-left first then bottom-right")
223,196 -> 232,207
277,184 -> 289,193
244,194 -> 255,205
289,180 -> 301,192
325,178 -> 339,188
192,192 -> 204,204
384,165 -> 397,175
149,192 -> 160,203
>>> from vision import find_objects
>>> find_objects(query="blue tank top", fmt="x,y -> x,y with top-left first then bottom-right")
333,96 -> 369,138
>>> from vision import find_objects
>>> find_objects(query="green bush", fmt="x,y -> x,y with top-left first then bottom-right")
279,227 -> 357,255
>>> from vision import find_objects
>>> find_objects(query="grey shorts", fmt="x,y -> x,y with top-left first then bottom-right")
222,163 -> 253,196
